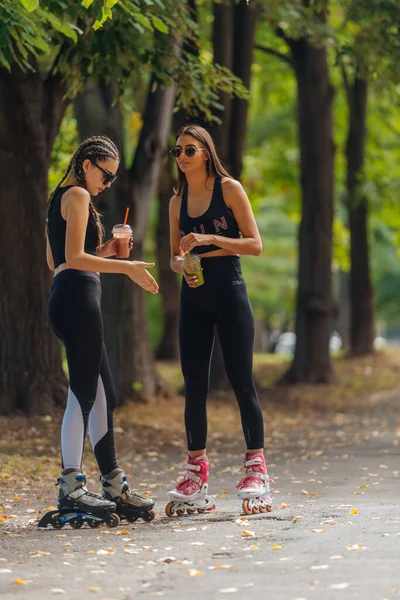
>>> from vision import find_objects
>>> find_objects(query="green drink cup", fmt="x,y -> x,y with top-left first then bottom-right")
182,252 -> 204,287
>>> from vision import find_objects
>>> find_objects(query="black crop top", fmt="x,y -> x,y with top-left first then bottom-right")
179,177 -> 241,255
47,185 -> 99,268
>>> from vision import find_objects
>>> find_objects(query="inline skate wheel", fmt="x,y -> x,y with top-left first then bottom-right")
186,508 -> 196,514
242,500 -> 252,516
142,509 -> 156,523
88,519 -> 103,529
165,502 -> 176,517
259,505 -> 267,513
70,516 -> 84,529
51,514 -> 65,529
104,512 -> 120,528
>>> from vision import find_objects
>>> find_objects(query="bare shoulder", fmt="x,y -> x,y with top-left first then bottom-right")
64,185 -> 90,206
221,177 -> 246,207
169,193 -> 182,217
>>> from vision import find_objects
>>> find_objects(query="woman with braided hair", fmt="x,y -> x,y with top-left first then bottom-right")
42,135 -> 158,529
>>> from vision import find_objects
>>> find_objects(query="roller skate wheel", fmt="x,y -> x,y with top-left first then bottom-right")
197,508 -> 205,514
266,504 -> 272,512
88,519 -> 103,529
186,508 -> 196,514
176,509 -> 185,516
259,505 -> 267,513
252,506 -> 260,515
242,500 -> 252,516
70,516 -> 83,529
51,514 -> 64,529
165,502 -> 176,517
104,512 -> 120,528
142,509 -> 156,523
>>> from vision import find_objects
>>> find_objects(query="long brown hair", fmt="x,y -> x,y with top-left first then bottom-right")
46,135 -> 120,246
174,124 -> 232,196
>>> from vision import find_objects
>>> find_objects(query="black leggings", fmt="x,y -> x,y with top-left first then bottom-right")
48,270 -> 118,475
179,256 -> 264,451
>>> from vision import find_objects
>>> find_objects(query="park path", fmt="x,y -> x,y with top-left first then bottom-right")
1,391 -> 399,600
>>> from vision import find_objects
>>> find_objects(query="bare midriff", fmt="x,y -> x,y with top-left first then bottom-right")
54,263 -> 100,276
199,249 -> 239,259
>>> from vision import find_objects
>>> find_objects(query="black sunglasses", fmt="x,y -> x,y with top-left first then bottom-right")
170,145 -> 207,159
93,161 -> 117,186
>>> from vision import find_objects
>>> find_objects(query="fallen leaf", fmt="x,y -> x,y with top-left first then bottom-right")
186,569 -> 201,576
312,529 -> 326,533
272,545 -> 282,551
347,543 -> 364,551
242,530 -> 255,538
330,583 -> 349,590
14,579 -> 29,585
31,551 -> 50,557
218,589 -> 238,594
350,508 -> 358,515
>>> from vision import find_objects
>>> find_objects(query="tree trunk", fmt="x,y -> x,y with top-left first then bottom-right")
212,0 -> 234,162
0,66 -> 68,414
345,76 -> 375,355
283,12 -> 335,383
129,74 -> 177,396
155,156 -> 180,360
337,270 -> 351,351
228,0 -> 259,179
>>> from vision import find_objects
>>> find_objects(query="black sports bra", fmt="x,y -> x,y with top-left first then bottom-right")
179,177 -> 241,255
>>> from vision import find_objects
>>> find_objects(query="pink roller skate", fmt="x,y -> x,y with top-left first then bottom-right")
165,454 -> 216,517
236,452 -> 274,515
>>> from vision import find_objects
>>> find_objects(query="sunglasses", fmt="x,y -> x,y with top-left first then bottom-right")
93,161 -> 118,186
170,145 -> 207,159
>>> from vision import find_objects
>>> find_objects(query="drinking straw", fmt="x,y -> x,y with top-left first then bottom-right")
123,207 -> 129,226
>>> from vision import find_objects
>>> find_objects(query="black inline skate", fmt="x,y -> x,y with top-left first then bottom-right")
101,468 -> 156,523
38,469 -> 120,529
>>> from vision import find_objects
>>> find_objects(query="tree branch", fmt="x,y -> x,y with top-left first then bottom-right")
254,44 -> 293,67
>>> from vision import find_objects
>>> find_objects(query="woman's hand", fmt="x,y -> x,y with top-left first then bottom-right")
125,261 -> 159,294
175,256 -> 200,287
97,235 -> 134,258
182,268 -> 200,288
180,233 -> 214,254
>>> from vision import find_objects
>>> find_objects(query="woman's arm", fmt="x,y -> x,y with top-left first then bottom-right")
169,194 -> 185,273
63,187 -> 158,293
46,237 -> 55,271
180,179 -> 262,256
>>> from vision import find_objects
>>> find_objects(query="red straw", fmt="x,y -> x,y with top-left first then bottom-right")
123,207 -> 129,226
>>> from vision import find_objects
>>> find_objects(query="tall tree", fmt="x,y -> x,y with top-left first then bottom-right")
337,0 -> 400,355
258,0 -> 335,382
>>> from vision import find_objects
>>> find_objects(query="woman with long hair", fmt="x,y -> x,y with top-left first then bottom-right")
166,125 -> 273,517
42,135 -> 158,528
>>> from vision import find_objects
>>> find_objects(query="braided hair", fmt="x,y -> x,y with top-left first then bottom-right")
46,135 -> 120,246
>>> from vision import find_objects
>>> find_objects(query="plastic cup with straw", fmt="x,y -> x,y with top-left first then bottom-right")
112,208 -> 132,258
